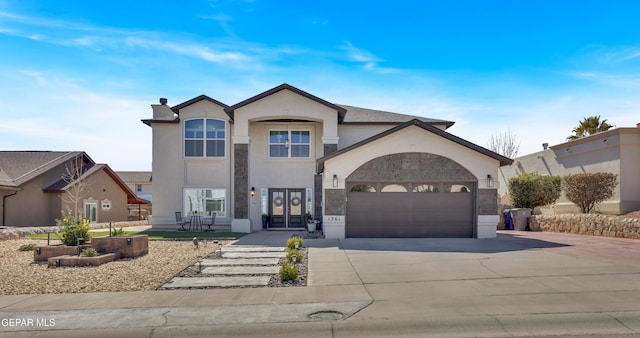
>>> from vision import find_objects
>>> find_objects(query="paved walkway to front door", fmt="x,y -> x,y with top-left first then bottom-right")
161,231 -> 300,288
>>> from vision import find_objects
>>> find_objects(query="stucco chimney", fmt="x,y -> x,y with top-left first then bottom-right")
542,143 -> 549,150
152,98 -> 175,120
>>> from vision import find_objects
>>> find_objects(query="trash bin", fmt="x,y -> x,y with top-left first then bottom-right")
503,209 -> 514,230
510,208 -> 531,231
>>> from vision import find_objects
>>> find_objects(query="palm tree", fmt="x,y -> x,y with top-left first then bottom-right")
567,115 -> 614,140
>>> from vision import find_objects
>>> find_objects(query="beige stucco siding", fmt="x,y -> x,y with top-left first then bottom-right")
498,128 -> 640,214
233,90 -> 339,142
149,100 -> 232,225
325,125 -> 500,189
61,169 -> 129,223
247,122 -> 319,229
337,125 -> 395,149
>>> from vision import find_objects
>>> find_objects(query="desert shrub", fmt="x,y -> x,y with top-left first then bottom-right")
81,248 -> 98,257
56,209 -> 92,246
279,262 -> 298,281
508,173 -> 561,209
111,227 -> 125,236
286,248 -> 303,263
563,173 -> 618,213
19,243 -> 35,251
286,237 -> 303,250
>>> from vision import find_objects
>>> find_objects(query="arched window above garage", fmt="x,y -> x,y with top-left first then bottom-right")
381,184 -> 408,192
446,184 -> 472,193
350,184 -> 376,192
413,184 -> 439,193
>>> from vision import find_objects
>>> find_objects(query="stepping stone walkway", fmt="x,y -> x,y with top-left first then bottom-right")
162,245 -> 287,289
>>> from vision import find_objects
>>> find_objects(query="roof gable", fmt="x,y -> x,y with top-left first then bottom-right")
224,83 -> 348,123
317,119 -> 513,173
0,151 -> 92,188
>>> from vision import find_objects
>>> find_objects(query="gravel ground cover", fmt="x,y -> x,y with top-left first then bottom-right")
0,237 -> 307,295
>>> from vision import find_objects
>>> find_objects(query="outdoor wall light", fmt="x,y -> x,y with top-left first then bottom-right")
566,147 -> 572,153
486,174 -> 494,188
284,139 -> 290,149
603,139 -> 609,144
332,174 -> 338,188
250,187 -> 255,197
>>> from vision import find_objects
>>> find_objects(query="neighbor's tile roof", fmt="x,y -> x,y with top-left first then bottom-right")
116,171 -> 152,183
0,151 -> 87,188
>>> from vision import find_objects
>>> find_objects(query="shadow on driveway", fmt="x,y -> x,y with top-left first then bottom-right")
306,231 -> 570,254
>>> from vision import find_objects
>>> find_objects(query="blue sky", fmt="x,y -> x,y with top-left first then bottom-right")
1,0 -> 639,171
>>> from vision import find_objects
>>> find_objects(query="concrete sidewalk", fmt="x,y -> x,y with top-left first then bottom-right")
2,230 -> 640,337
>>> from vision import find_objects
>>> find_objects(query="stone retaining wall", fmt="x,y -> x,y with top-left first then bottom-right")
0,220 -> 149,241
529,214 -> 640,239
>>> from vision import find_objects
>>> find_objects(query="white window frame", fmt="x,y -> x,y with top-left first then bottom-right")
183,188 -> 226,217
184,118 -> 226,158
268,129 -> 311,158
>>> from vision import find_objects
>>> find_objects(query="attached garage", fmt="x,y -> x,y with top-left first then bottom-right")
317,119 -> 512,239
346,181 -> 474,238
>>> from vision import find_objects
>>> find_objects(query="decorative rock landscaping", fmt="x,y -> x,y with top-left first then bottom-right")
529,213 -> 640,239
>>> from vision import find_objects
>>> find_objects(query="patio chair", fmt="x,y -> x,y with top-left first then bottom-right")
203,213 -> 216,232
175,212 -> 190,231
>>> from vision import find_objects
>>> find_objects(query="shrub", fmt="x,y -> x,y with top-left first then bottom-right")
508,173 -> 561,209
287,248 -> 303,263
19,243 -> 35,251
279,262 -> 298,281
81,248 -> 98,257
111,227 -> 125,236
286,237 -> 303,250
56,209 -> 92,246
563,173 -> 618,213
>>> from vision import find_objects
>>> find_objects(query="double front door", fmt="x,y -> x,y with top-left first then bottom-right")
269,188 -> 305,228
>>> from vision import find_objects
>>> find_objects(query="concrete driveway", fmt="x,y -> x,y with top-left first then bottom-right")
1,230 -> 640,337
307,231 -> 640,336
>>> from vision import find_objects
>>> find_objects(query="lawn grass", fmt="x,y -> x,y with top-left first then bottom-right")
28,230 -> 246,240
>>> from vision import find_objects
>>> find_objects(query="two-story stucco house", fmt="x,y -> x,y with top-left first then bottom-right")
143,84 -> 512,239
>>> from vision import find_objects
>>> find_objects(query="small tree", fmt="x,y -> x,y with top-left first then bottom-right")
60,154 -> 92,219
562,173 -> 618,213
487,129 -> 520,158
508,173 -> 562,209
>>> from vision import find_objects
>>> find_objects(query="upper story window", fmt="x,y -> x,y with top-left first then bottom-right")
185,119 -> 226,157
269,130 -> 310,158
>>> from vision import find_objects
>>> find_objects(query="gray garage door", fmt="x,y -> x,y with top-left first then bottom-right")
346,182 -> 474,238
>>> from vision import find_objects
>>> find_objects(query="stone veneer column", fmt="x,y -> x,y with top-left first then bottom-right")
231,143 -> 250,233
234,144 -> 248,218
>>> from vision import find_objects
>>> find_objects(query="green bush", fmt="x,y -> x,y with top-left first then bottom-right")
111,227 -> 125,236
508,173 -> 561,209
279,262 -> 298,281
286,237 -> 303,250
80,248 -> 98,257
56,209 -> 92,246
286,248 -> 303,263
19,243 -> 35,251
563,173 -> 618,213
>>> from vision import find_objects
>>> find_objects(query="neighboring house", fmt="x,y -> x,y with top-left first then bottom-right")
142,83 -> 512,238
0,151 -> 146,227
498,123 -> 640,215
116,171 -> 153,220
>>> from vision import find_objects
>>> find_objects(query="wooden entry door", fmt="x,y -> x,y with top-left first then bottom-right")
269,188 -> 305,228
